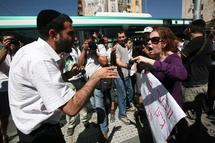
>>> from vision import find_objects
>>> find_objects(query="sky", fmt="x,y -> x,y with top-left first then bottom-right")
0,0 -> 182,18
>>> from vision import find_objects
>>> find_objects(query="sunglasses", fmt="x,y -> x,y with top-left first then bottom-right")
147,37 -> 162,44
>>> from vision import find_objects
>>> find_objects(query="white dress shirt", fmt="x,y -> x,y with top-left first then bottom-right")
0,54 -> 11,92
85,44 -> 107,78
9,38 -> 75,134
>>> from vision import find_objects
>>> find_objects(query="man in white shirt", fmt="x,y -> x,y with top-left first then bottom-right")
84,35 -> 110,139
8,9 -> 117,143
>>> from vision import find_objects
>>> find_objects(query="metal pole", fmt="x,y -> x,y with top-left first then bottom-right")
145,0 -> 148,13
194,0 -> 202,19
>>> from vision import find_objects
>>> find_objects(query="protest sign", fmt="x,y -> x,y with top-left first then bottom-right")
140,71 -> 186,143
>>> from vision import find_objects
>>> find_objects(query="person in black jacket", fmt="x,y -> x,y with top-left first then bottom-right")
207,27 -> 215,120
181,19 -> 212,124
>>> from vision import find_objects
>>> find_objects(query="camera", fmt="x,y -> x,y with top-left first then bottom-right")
88,41 -> 97,51
5,37 -> 20,46
127,59 -> 135,70
10,39 -> 20,46
130,34 -> 149,47
129,35 -> 154,73
80,68 -> 86,75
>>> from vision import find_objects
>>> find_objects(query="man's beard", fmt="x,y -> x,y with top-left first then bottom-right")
56,39 -> 73,53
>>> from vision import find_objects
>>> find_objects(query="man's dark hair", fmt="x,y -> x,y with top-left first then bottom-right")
189,19 -> 206,34
37,9 -> 73,40
0,32 -> 16,42
117,31 -> 126,36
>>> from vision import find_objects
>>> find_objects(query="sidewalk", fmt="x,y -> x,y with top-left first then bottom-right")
8,108 -> 143,143
62,108 -> 142,143
8,108 -> 215,143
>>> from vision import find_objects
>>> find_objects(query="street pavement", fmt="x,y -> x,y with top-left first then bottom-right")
8,107 -> 215,143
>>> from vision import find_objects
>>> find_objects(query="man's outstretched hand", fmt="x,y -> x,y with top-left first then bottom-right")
91,66 -> 118,80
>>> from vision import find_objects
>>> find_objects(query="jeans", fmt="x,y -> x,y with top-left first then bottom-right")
114,76 -> 133,118
92,88 -> 108,134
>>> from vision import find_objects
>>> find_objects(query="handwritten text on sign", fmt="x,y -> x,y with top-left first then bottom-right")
140,72 -> 186,143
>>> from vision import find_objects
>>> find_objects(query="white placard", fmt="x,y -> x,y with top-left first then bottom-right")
140,71 -> 186,143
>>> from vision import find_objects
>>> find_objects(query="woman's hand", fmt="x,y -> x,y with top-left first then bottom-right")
132,56 -> 155,65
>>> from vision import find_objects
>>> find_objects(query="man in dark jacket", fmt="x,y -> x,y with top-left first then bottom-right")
181,19 -> 212,123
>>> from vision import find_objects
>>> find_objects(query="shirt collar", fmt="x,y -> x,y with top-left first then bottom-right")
37,38 -> 60,62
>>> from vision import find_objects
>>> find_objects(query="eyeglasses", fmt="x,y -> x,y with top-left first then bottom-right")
147,37 -> 162,45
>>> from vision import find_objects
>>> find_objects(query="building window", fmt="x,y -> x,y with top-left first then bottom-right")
136,0 -> 139,5
111,4 -> 116,12
127,0 -> 131,4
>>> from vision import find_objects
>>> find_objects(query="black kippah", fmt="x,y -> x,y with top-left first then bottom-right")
37,9 -> 61,30
191,19 -> 206,28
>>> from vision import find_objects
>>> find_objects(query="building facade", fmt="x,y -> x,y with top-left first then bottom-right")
107,0 -> 119,12
77,0 -> 142,16
182,0 -> 215,25
131,0 -> 142,13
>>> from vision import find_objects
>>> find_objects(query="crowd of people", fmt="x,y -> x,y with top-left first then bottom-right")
0,9 -> 214,143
